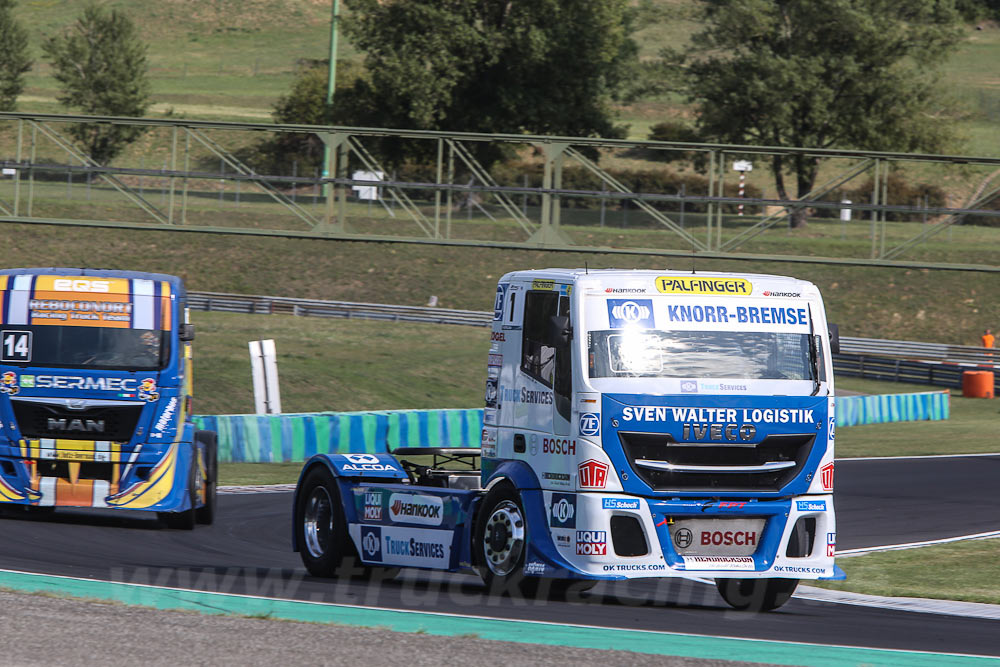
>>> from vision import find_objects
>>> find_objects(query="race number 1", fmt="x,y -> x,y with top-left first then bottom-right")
1,330 -> 31,362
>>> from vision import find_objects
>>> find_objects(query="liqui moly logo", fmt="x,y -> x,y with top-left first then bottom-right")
578,459 -> 609,489
820,462 -> 834,491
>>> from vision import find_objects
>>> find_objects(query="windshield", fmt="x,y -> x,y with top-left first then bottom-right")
0,326 -> 167,371
588,329 -> 816,380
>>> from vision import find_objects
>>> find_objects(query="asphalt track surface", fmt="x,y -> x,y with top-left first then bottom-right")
1,455 -> 999,658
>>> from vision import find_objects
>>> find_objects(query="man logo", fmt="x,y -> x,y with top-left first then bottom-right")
607,299 -> 654,328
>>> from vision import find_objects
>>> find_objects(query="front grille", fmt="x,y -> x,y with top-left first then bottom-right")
620,431 -> 815,492
12,401 -> 143,441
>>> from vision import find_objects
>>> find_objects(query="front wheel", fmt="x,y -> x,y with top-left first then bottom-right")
715,578 -> 799,612
159,450 -> 196,530
475,484 -> 540,596
296,465 -> 349,577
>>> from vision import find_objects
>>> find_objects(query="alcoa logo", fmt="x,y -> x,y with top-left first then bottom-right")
611,301 -> 651,323
341,453 -> 398,473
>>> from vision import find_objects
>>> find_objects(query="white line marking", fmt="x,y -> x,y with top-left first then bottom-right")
836,530 -> 1000,557
839,452 -> 1000,462
0,566 -> 995,661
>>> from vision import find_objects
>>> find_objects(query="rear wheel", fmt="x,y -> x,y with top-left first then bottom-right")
296,466 -> 349,577
715,578 -> 799,612
195,431 -> 217,525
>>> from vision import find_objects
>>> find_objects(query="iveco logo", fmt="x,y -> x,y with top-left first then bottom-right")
610,301 -> 650,322
47,418 -> 105,433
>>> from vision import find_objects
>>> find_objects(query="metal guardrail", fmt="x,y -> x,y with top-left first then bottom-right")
834,355 -> 999,392
188,291 -> 492,327
188,290 -> 999,372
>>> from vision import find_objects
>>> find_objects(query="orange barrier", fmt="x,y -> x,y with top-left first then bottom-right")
962,370 -> 995,398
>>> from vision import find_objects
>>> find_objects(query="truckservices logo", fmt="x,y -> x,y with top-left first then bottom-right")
388,493 -> 444,526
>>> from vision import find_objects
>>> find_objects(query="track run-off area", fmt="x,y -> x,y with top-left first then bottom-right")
1,454 -> 999,666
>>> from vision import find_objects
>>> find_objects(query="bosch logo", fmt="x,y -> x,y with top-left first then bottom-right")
543,437 -> 576,455
674,528 -> 693,549
579,412 -> 600,437
610,301 -> 650,323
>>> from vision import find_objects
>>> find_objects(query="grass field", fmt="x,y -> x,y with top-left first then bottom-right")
813,538 -> 1000,605
8,0 -> 1000,158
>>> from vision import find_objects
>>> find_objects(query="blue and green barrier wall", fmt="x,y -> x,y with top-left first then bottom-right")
193,391 -> 950,463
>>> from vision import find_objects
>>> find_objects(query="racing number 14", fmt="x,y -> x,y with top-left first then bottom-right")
1,331 -> 31,362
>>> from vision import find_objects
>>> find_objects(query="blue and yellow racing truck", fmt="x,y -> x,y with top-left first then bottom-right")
0,268 -> 216,528
293,269 -> 843,610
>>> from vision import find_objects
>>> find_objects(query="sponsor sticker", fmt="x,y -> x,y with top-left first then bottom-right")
575,530 -> 608,556
820,462 -> 835,491
480,428 -> 497,457
340,453 -> 399,474
655,276 -> 752,295
364,490 -> 383,521
683,555 -> 755,571
827,532 -> 837,557
532,280 -> 555,291
523,561 -> 547,575
542,472 -> 572,488
797,500 -> 827,512
550,493 -> 576,528
680,380 -> 698,393
542,437 -> 576,455
602,498 -> 640,510
493,284 -> 507,321
361,526 -> 382,562
607,299 -> 655,329
388,493 -> 444,526
578,459 -> 609,489
579,412 -> 600,437
487,353 -> 503,367
373,526 -> 451,567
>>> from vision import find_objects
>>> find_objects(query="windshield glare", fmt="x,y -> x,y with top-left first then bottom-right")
588,329 -> 815,380
2,326 -> 166,371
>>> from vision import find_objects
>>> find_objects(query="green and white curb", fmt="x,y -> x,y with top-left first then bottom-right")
0,568 -> 996,666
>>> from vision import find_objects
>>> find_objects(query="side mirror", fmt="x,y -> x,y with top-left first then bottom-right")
828,323 -> 840,355
179,323 -> 195,342
547,315 -> 572,347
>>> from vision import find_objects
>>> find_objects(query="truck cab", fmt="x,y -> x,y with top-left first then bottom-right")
0,268 -> 216,528
293,268 -> 842,611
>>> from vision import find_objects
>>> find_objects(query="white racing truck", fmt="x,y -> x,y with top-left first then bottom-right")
293,269 -> 843,611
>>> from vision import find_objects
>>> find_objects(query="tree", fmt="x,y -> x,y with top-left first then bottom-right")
43,4 -> 151,164
0,0 -> 32,110
675,0 -> 964,227
330,0 -> 636,164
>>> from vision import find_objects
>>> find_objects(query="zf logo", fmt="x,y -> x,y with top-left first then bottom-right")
579,412 -> 600,437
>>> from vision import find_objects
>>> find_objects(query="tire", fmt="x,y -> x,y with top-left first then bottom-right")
296,465 -> 350,578
474,484 -> 535,596
159,447 -> 196,530
195,431 -> 217,526
715,577 -> 799,612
